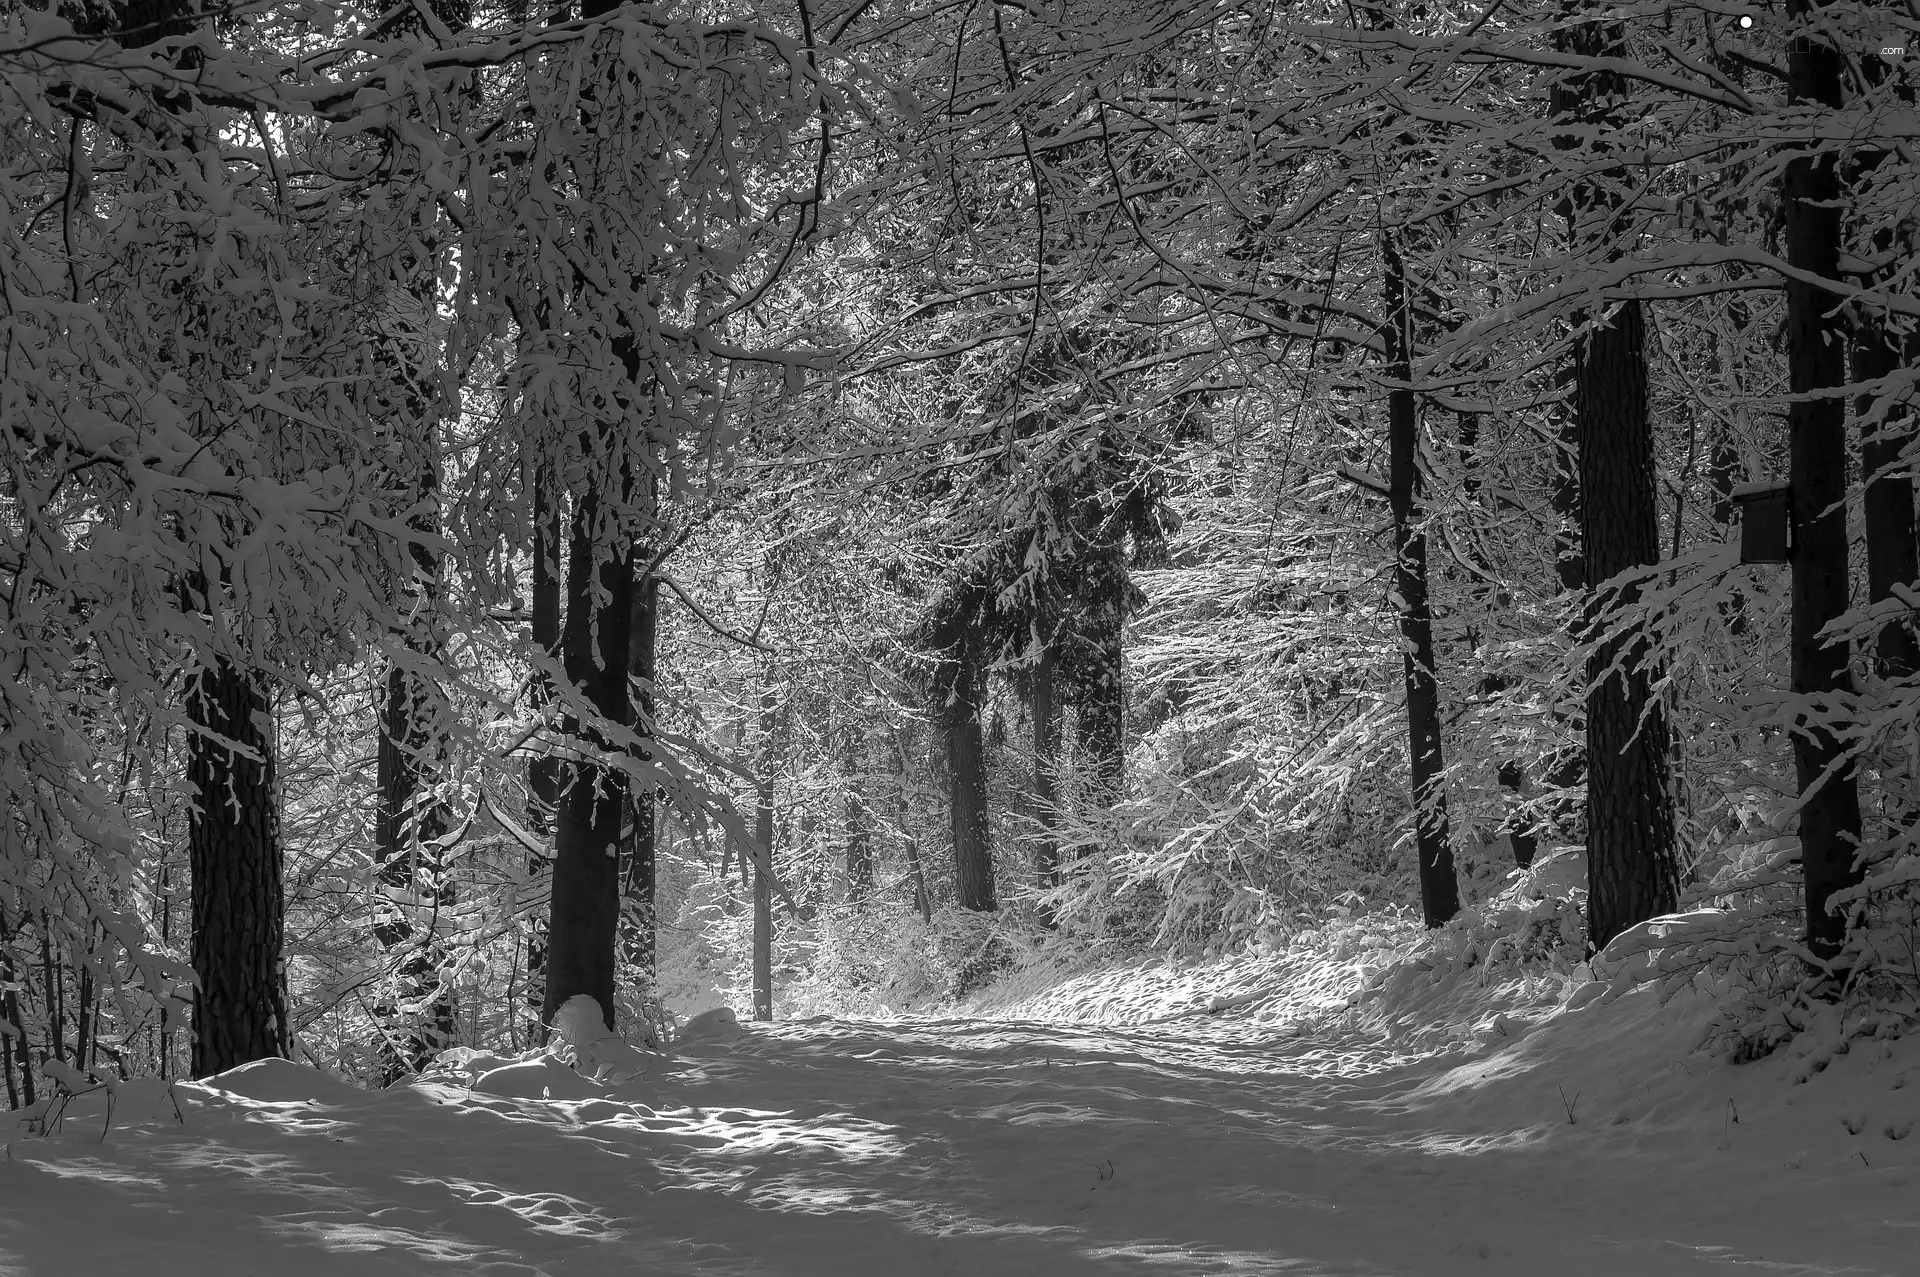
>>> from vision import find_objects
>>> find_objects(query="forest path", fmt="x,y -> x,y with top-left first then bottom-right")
3,1005 -> 1911,1275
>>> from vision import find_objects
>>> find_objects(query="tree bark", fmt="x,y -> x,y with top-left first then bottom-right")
540,495 -> 633,1032
1575,299 -> 1680,950
1785,0 -> 1865,968
1382,233 -> 1459,928
947,648 -> 997,912
187,660 -> 288,1078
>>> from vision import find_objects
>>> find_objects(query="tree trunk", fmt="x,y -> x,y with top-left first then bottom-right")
541,495 -> 633,1033
947,649 -> 997,912
1576,299 -> 1680,950
187,660 -> 288,1078
1785,1 -> 1865,968
524,461 -> 562,1041
1709,420 -> 1748,637
1033,646 -> 1061,923
620,570 -> 659,974
1382,233 -> 1459,928
753,676 -> 776,1021
1067,539 -> 1128,803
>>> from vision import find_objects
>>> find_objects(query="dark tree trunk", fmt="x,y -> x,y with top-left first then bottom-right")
1382,234 -> 1459,928
1709,422 -> 1748,637
524,462 -> 562,1041
947,650 -> 997,912
1550,1 -> 1679,951
1033,646 -> 1061,923
540,495 -> 633,1033
1785,1 -> 1865,968
1575,300 -> 1680,950
187,660 -> 288,1078
1854,280 -> 1920,683
620,571 -> 659,974
1066,538 -> 1128,802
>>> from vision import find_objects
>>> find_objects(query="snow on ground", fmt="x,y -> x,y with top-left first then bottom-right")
4,931 -> 1916,1276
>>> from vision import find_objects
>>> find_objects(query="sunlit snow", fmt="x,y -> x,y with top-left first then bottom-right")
4,949 -> 1914,1275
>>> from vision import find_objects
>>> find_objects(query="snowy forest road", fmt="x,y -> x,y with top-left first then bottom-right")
4,1007 -> 1913,1276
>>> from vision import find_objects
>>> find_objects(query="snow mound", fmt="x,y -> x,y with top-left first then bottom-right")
678,1006 -> 742,1042
471,1055 -> 605,1101
192,1057 -> 362,1105
552,995 -> 659,1084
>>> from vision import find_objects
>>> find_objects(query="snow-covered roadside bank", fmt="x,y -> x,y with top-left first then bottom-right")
3,924 -> 1914,1276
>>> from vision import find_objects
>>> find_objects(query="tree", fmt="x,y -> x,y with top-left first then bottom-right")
1382,233 -> 1460,930
1553,1 -> 1680,951
186,656 -> 288,1078
1782,0 -> 1865,969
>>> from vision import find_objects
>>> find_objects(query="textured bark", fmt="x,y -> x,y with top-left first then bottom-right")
1576,301 -> 1680,950
1550,1 -> 1680,951
1785,2 -> 1865,966
620,572 -> 659,974
1032,646 -> 1061,923
187,660 -> 287,1079
541,496 -> 633,1033
947,651 -> 997,912
1382,234 -> 1459,929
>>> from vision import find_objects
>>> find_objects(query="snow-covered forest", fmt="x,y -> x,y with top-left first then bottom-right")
3,0 -> 1918,1272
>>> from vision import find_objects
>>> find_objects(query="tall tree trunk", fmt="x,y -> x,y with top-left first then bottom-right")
1575,299 -> 1680,949
947,647 -> 997,912
1552,0 -> 1680,951
620,570 -> 659,974
187,660 -> 288,1078
753,676 -> 776,1021
541,495 -> 634,1032
524,461 -> 562,1041
1785,0 -> 1865,968
1382,233 -> 1459,928
1032,646 -> 1061,923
